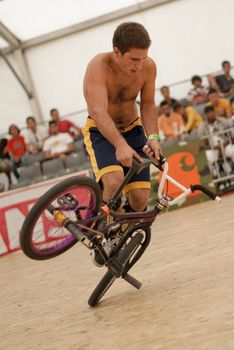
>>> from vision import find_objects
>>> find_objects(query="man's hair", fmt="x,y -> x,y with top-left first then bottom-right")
48,120 -> 57,127
191,75 -> 202,84
173,102 -> 182,112
222,60 -> 230,68
8,124 -> 20,135
208,87 -> 218,95
160,85 -> 169,92
230,97 -> 234,105
50,108 -> 58,116
204,105 -> 215,114
26,116 -> 36,123
160,100 -> 169,107
112,22 -> 151,54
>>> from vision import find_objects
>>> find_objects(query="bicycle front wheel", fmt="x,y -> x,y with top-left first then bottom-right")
88,231 -> 143,307
20,176 -> 102,260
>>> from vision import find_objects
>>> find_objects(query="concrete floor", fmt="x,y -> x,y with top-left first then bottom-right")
0,194 -> 234,350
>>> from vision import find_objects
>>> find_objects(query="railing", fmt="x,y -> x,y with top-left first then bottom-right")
1,66 -> 234,139
202,127 -> 234,185
155,66 -> 234,102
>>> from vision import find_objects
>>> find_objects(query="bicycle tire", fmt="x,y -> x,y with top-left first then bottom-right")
88,231 -> 143,307
122,224 -> 151,276
20,176 -> 102,260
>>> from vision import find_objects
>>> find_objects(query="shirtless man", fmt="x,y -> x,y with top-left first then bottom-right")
83,22 -> 161,212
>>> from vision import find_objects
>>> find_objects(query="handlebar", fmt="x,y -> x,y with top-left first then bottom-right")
129,156 -> 221,206
150,156 -> 221,206
190,184 -> 221,201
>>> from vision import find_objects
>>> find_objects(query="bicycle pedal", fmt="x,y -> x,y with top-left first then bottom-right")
122,273 -> 142,289
57,193 -> 78,210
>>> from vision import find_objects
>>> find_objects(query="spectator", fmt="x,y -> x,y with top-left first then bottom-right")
160,86 -> 178,108
0,138 -> 12,187
5,124 -> 26,179
198,106 -> 234,175
158,101 -> 185,141
231,97 -> 234,117
50,108 -> 81,139
23,116 -> 48,154
208,60 -> 234,97
230,97 -> 234,140
173,102 -> 203,134
187,75 -> 209,105
207,88 -> 231,118
43,121 -> 74,160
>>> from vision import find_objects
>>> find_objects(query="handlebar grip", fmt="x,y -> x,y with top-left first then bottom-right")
190,185 -> 221,201
155,155 -> 167,171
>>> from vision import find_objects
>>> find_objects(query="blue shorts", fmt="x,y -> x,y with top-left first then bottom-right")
82,117 -> 150,194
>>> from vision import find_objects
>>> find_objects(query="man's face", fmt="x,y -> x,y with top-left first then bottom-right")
208,92 -> 218,105
51,110 -> 59,122
114,47 -> 148,75
161,104 -> 171,117
177,106 -> 185,115
49,123 -> 58,135
27,119 -> 36,130
206,111 -> 216,123
223,62 -> 231,75
161,87 -> 170,99
193,79 -> 202,88
10,126 -> 19,137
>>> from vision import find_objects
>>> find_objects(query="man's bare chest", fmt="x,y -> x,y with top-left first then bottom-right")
107,78 -> 143,103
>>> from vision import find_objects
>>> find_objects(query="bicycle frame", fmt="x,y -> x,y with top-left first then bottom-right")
107,156 -> 221,212
61,157 -> 221,250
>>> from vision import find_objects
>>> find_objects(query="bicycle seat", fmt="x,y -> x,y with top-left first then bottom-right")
132,158 -> 151,173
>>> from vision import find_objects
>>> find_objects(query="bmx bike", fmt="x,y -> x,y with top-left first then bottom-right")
20,156 -> 220,307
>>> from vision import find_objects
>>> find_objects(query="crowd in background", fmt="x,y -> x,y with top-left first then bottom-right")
157,60 -> 234,191
0,60 -> 234,193
0,108 -> 82,191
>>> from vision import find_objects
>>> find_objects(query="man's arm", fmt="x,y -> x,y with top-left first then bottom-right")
83,57 -> 141,166
224,101 -> 232,118
140,59 -> 161,159
66,143 -> 74,154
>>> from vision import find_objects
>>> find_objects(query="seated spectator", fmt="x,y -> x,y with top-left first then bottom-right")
23,116 -> 48,154
158,101 -> 185,141
173,102 -> 203,134
160,86 -> 178,108
230,97 -> 234,140
0,138 -> 12,188
4,124 -> 26,179
207,88 -> 231,118
197,106 -> 234,176
43,121 -> 74,160
187,75 -> 209,105
50,108 -> 82,140
208,60 -> 234,97
231,97 -> 234,117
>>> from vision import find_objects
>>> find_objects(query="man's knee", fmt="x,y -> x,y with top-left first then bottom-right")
101,171 -> 124,198
128,188 -> 150,212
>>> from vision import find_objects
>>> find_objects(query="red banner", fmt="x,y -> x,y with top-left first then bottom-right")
0,170 -> 89,257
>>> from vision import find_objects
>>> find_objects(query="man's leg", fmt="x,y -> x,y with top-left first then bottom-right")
128,188 -> 150,212
101,171 -> 124,202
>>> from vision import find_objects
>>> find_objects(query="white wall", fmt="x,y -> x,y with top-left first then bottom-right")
0,0 -> 233,134
0,53 -> 32,134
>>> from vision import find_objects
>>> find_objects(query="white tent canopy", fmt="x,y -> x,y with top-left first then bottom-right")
0,0 -> 158,48
0,0 -> 233,134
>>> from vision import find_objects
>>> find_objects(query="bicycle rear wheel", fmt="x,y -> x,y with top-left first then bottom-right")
20,176 -> 102,260
88,231 -> 143,307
